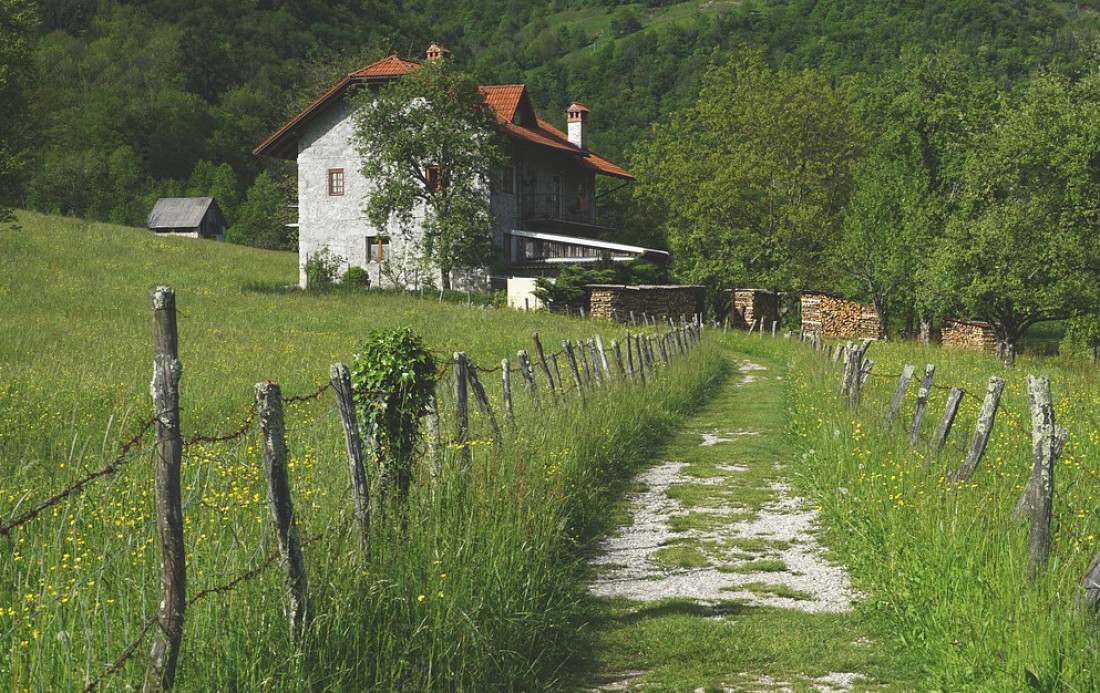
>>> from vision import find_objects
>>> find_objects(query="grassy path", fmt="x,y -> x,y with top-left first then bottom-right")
578,346 -> 922,692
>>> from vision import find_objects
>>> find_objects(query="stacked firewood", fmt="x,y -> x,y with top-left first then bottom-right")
800,291 -> 884,339
730,289 -> 780,329
941,318 -> 996,351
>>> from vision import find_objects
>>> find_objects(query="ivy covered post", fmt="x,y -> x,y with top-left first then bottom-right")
351,328 -> 436,514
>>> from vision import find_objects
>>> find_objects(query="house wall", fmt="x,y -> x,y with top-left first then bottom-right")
297,99 -> 489,290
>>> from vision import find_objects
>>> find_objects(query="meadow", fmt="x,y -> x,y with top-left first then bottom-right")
781,335 -> 1100,690
0,212 -> 727,690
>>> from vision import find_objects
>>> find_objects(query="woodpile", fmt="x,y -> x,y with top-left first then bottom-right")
800,291 -> 883,339
587,284 -> 704,322
731,289 -> 779,330
942,318 -> 996,351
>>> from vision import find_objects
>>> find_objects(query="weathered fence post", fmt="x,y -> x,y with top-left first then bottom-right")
885,364 -> 916,430
586,338 -> 603,386
655,334 -> 668,365
947,376 -> 1005,484
145,287 -> 185,693
550,354 -> 565,393
576,339 -> 593,385
1076,551 -> 1100,613
465,359 -> 501,445
517,350 -> 539,407
772,320 -> 778,338
844,340 -> 872,409
562,340 -> 586,404
330,363 -> 370,555
596,335 -> 614,383
625,330 -> 635,380
1026,376 -> 1056,580
908,364 -> 937,446
501,359 -> 515,424
634,335 -> 648,385
1013,426 -> 1067,523
453,352 -> 471,466
839,341 -> 855,393
532,333 -> 557,404
928,386 -> 964,456
255,381 -> 310,638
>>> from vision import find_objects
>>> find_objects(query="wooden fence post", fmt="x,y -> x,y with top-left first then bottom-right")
1013,425 -> 1067,523
453,352 -> 471,466
1076,551 -> 1100,613
465,360 -> 501,446
611,339 -> 626,377
885,364 -> 916,430
532,333 -> 557,404
330,363 -> 370,556
655,334 -> 668,365
562,340 -> 586,404
839,341 -> 855,393
625,330 -> 635,380
517,350 -> 539,407
577,339 -> 593,385
255,381 -> 310,638
501,359 -> 515,424
634,335 -> 647,385
550,354 -> 564,393
908,364 -> 937,446
772,320 -> 778,338
596,335 -> 614,383
145,287 -> 185,693
586,339 -> 603,387
1026,376 -> 1056,580
928,386 -> 964,456
947,376 -> 1005,484
844,340 -> 871,409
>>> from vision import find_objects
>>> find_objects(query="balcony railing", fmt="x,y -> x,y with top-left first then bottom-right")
522,192 -> 594,225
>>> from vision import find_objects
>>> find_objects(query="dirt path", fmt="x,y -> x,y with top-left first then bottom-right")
580,350 -> 915,693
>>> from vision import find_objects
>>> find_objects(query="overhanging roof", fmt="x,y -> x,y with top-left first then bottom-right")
506,229 -> 668,259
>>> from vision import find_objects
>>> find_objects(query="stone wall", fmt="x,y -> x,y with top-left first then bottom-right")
588,284 -> 704,322
942,318 -> 996,351
800,291 -> 883,339
730,289 -> 780,330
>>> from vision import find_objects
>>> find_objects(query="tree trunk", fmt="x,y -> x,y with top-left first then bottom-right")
440,269 -> 452,291
995,336 -> 1017,368
918,316 -> 932,345
1089,342 -> 1097,365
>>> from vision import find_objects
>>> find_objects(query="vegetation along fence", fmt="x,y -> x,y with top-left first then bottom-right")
798,332 -> 1100,612
0,286 -> 702,691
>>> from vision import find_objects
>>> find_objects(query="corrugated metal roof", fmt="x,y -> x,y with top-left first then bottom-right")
147,197 -> 216,229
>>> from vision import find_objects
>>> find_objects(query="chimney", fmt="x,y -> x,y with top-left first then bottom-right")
566,102 -> 589,150
425,42 -> 450,62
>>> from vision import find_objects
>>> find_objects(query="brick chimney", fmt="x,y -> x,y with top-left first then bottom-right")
567,102 -> 589,150
425,42 -> 450,61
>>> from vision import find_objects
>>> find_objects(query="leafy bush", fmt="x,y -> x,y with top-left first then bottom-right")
341,265 -> 371,288
350,327 -> 436,506
304,247 -> 342,288
534,256 -> 661,312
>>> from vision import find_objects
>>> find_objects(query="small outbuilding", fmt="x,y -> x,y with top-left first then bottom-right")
146,197 -> 227,241
730,288 -> 780,330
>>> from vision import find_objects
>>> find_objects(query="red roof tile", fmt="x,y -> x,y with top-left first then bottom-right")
480,85 -> 525,124
349,55 -> 420,79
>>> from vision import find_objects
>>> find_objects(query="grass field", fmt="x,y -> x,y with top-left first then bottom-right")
785,336 -> 1100,690
0,212 -> 728,690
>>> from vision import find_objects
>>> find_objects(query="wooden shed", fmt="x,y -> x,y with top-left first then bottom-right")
147,197 -> 227,241
941,318 -> 996,351
800,291 -> 883,339
587,284 -> 704,322
730,288 -> 780,330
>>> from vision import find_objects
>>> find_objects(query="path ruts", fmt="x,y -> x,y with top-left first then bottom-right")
580,349 -> 919,693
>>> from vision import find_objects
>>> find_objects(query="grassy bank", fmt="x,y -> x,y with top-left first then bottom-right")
787,337 -> 1100,690
0,212 -> 727,690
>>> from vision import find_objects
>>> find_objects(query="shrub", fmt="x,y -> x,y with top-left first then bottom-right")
304,247 -> 342,287
341,265 -> 371,288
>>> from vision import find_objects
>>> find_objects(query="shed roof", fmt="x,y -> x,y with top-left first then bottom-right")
147,197 -> 218,229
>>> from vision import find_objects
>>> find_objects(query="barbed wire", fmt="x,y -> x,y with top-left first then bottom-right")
0,416 -> 156,537
81,615 -> 158,693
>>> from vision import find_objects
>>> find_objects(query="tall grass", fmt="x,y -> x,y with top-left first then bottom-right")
0,212 -> 727,689
785,336 -> 1100,690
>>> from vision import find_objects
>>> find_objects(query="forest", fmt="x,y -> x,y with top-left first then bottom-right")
4,0 -> 1100,354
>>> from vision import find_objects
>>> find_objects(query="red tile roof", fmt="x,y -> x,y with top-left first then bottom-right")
255,59 -> 634,180
349,55 -> 420,79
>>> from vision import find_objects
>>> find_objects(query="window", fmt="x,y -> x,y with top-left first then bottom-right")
367,236 -> 389,262
502,165 -> 514,194
328,169 -> 345,196
425,165 -> 444,192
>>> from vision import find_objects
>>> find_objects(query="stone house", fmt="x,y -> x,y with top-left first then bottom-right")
146,197 -> 227,241
254,45 -> 661,288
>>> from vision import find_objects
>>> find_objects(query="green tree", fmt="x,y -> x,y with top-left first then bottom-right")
0,0 -> 37,219
633,54 -> 861,291
922,69 -> 1100,365
353,59 -> 506,290
227,171 -> 292,250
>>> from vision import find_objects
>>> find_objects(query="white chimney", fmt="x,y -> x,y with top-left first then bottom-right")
567,102 -> 589,150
